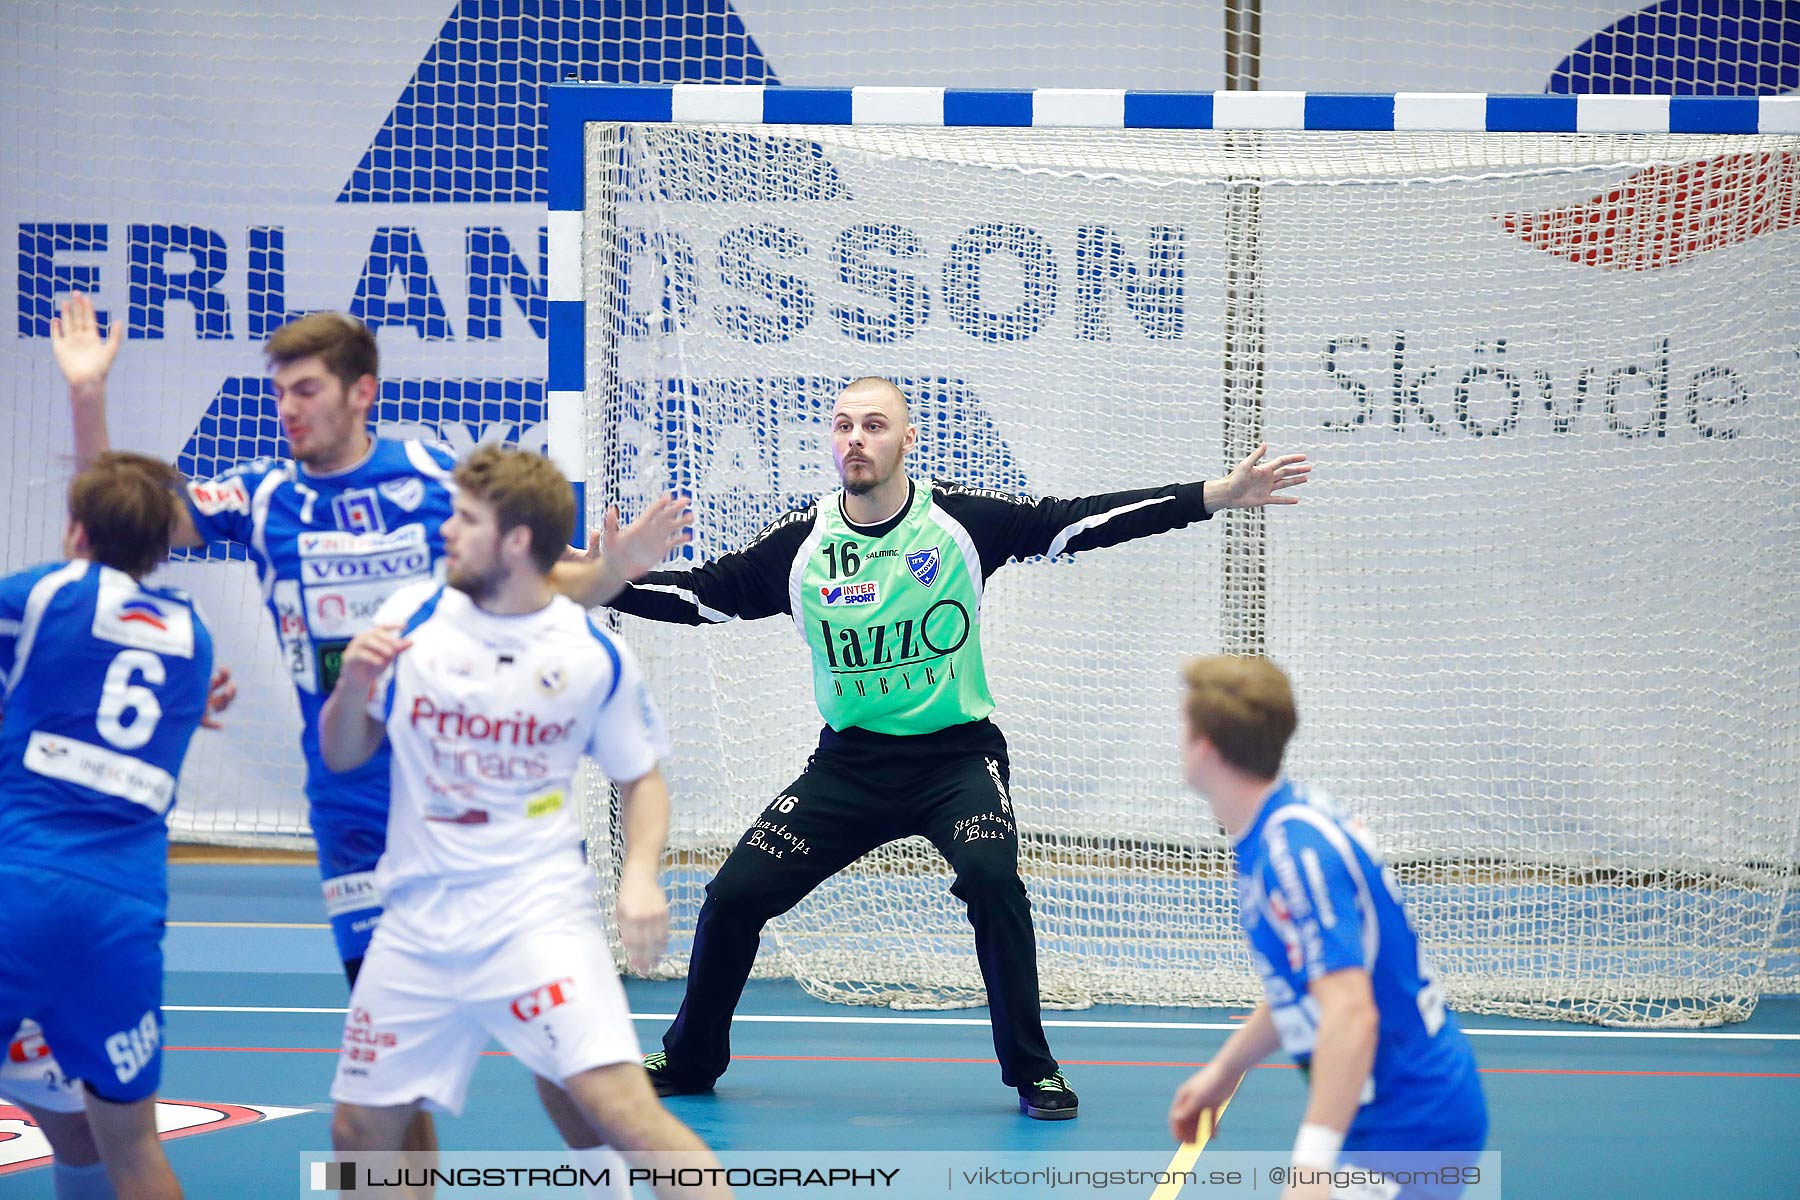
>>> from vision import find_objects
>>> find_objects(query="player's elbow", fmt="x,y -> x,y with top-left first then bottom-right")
1333,990 -> 1380,1055
319,709 -> 376,773
1314,970 -> 1379,1047
319,739 -> 356,774
1345,995 -> 1379,1049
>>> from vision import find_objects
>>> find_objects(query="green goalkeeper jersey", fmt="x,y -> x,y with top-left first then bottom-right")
609,476 -> 1214,738
794,480 -> 990,734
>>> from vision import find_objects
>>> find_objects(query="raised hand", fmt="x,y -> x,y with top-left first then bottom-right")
336,625 -> 411,699
49,293 -> 123,390
1212,443 -> 1311,510
603,493 -> 694,581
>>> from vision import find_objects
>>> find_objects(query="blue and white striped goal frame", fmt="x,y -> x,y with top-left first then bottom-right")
543,83 -> 1800,504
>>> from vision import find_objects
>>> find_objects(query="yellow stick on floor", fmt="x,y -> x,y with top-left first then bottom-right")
1148,1079 -> 1242,1200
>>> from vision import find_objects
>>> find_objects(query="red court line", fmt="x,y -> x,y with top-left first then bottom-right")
163,1046 -> 1800,1079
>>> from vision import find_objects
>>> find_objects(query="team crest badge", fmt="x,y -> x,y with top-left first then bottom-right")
330,489 -> 386,534
906,546 -> 940,587
379,477 -> 426,511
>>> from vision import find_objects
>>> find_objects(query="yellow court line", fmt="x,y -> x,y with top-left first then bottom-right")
1149,1079 -> 1242,1200
167,928 -> 329,935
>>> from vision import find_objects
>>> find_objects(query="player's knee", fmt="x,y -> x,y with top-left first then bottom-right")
331,1103 -> 389,1152
949,852 -> 1025,903
700,859 -> 781,918
563,1066 -> 661,1148
29,1107 -> 103,1167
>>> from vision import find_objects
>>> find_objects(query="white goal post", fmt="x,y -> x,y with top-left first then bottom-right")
551,84 -> 1800,1027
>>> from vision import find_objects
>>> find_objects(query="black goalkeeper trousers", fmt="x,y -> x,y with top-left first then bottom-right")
661,718 -> 1060,1089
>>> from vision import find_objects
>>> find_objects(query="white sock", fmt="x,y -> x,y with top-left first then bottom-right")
569,1144 -> 631,1199
53,1160 -> 116,1200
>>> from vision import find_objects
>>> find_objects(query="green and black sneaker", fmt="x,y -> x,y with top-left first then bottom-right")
643,1050 -> 714,1098
1017,1069 -> 1079,1120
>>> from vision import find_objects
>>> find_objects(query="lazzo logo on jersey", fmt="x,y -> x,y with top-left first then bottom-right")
906,547 -> 940,587
331,488 -> 386,534
187,477 -> 250,516
536,665 -> 567,696
509,978 -> 576,1022
819,581 -> 879,606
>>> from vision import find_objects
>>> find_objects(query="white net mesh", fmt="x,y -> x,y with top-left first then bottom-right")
6,1 -> 1791,845
2,5 -> 1794,990
581,119 -> 1800,1026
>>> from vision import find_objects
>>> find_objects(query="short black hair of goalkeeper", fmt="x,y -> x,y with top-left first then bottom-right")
68,452 -> 186,579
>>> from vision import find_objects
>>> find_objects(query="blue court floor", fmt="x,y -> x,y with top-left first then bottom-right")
2,864 -> 1796,1198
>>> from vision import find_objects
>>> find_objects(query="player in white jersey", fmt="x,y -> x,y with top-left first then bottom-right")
52,292 -> 689,1178
319,446 -> 730,1199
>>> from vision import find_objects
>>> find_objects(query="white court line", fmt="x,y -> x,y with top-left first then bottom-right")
169,928 -> 331,935
160,1006 -> 1800,1040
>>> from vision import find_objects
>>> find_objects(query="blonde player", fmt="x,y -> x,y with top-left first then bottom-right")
1171,656 -> 1486,1200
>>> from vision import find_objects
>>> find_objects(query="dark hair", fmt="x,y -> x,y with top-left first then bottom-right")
452,445 -> 575,574
68,452 -> 185,579
1181,655 -> 1299,780
265,311 -> 379,392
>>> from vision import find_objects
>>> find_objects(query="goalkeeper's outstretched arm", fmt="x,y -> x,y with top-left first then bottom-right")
940,441 -> 1310,573
551,495 -> 694,607
604,505 -> 815,625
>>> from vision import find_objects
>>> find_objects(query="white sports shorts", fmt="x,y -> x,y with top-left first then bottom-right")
0,1020 -> 85,1114
329,914 -> 640,1115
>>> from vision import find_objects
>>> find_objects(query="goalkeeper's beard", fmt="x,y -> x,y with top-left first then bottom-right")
840,454 -> 899,497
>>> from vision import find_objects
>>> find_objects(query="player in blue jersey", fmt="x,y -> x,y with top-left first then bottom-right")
53,293 -> 689,1172
0,452 -> 218,1200
1170,656 -> 1487,1200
